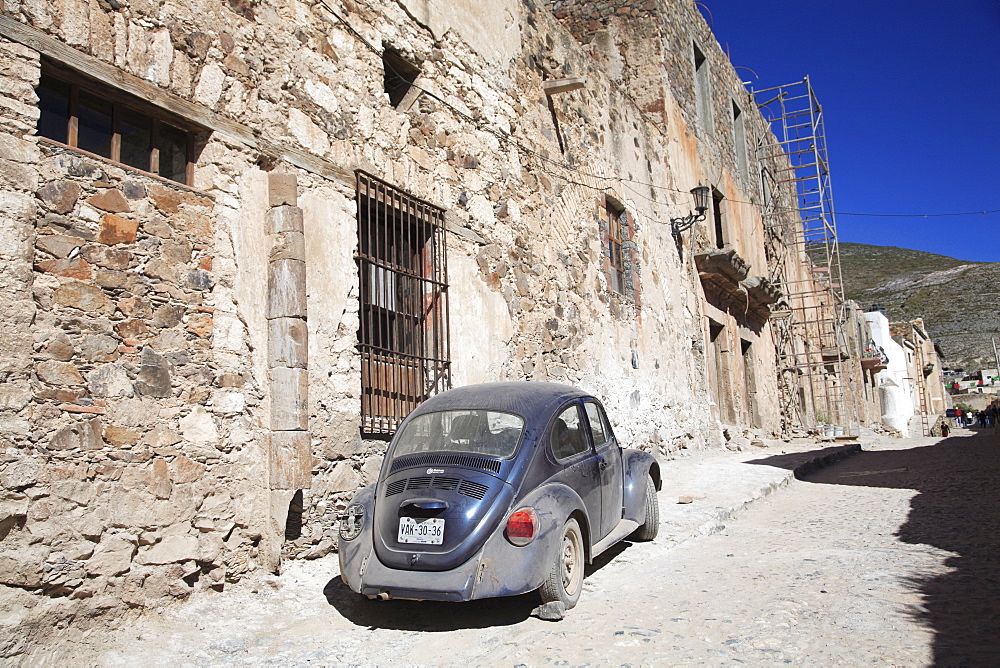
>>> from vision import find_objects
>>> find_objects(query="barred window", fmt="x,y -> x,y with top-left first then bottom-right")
355,172 -> 451,438
35,63 -> 196,185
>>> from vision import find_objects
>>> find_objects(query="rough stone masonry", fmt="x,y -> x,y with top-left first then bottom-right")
0,0 -> 846,656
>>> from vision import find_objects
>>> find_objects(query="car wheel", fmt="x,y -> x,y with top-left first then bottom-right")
539,517 -> 584,609
631,474 -> 659,541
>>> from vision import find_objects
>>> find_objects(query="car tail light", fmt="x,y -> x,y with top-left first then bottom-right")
505,508 -> 539,546
339,503 -> 366,541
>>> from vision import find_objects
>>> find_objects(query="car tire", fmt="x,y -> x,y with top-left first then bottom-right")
631,474 -> 659,541
539,517 -> 584,609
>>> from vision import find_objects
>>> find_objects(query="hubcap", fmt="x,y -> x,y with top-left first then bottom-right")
561,526 -> 582,595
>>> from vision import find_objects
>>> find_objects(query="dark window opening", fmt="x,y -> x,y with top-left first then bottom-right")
284,490 -> 303,541
356,171 -> 450,438
382,47 -> 421,108
693,42 -> 712,136
712,189 -> 726,249
732,100 -> 748,182
35,65 -> 198,186
603,198 -> 628,295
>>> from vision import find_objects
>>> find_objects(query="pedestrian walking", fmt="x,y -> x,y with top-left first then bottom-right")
941,422 -> 950,437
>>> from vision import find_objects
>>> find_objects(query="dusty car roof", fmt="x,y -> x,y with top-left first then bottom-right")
407,382 -> 593,423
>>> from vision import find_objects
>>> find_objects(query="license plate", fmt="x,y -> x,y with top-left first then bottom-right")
398,517 -> 445,544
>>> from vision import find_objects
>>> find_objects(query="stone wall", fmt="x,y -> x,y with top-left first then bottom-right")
0,0 -> 852,655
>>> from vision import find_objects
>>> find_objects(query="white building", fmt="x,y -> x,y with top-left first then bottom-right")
864,310 -> 914,436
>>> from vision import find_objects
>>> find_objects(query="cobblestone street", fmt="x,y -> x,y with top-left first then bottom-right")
33,426 -> 1000,665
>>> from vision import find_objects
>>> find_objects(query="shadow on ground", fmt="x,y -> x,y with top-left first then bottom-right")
323,540 -> 631,631
748,429 -> 1000,666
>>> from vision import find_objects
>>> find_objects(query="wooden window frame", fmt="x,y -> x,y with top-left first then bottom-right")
603,198 -> 628,296
36,62 -> 197,186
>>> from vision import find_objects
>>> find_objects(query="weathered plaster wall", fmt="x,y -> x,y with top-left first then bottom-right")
0,0 -> 839,654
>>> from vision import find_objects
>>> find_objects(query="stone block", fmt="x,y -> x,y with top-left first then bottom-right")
152,304 -> 185,328
0,455 -> 40,489
87,363 -> 134,397
36,181 -> 82,214
269,367 -> 308,431
172,455 -> 206,483
268,430 -> 312,490
267,259 -> 306,319
97,213 -> 139,245
0,383 -> 31,410
265,205 -> 303,235
134,347 -> 172,397
269,230 -> 305,261
0,543 -> 48,587
53,281 -> 114,314
35,257 -> 93,279
36,234 -> 84,258
86,536 -> 135,576
0,133 -> 40,163
268,173 -> 298,207
136,534 -> 200,565
210,389 -> 245,414
87,189 -> 131,213
113,319 -> 149,340
80,245 -> 131,270
179,406 -> 219,445
40,333 -> 76,361
186,313 -> 213,338
36,360 -> 85,385
268,317 -> 308,368
104,425 -> 139,446
80,334 -> 119,362
147,459 -> 173,499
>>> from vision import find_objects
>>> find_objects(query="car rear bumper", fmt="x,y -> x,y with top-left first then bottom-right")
356,548 -> 483,601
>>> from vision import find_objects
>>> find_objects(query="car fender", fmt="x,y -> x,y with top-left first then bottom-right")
471,481 -> 590,599
337,484 -> 376,594
621,448 -> 659,524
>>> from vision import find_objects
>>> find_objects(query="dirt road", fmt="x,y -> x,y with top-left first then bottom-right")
34,427 -> 1000,665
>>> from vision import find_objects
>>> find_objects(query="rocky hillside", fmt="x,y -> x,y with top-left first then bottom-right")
837,243 -> 1000,372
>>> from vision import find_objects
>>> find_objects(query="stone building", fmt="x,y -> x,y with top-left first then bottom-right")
0,0 -> 874,650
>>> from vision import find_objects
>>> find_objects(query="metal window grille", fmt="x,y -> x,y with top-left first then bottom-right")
604,202 -> 627,295
355,172 -> 450,437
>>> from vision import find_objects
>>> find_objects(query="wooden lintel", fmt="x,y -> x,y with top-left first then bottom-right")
543,77 -> 587,96
0,14 -> 353,186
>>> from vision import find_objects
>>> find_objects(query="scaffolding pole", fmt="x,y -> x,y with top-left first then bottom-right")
755,77 -> 856,431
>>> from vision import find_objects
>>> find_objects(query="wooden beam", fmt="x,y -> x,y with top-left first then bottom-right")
0,14 -> 353,186
543,77 -> 586,96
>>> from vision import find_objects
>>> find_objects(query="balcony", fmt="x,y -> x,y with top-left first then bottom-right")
860,344 -> 889,373
695,248 -> 783,323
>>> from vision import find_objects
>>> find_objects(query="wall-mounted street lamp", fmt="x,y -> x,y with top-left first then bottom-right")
670,185 -> 711,241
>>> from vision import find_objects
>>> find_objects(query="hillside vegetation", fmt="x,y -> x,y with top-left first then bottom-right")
837,242 -> 1000,372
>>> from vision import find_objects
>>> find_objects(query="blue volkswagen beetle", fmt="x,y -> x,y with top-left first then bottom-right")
337,382 -> 661,611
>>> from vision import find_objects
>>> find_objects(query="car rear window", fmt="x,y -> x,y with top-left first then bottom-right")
392,410 -> 526,459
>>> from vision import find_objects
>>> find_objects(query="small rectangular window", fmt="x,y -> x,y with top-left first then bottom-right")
712,189 -> 726,249
732,101 -> 748,182
382,48 -> 421,109
603,200 -> 627,295
693,42 -> 713,136
34,65 -> 198,186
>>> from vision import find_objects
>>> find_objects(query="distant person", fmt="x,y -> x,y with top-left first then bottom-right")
941,422 -> 950,437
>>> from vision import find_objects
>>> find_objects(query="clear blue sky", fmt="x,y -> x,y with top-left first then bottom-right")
699,1 -> 1000,263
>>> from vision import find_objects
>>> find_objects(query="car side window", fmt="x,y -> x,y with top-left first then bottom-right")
551,405 -> 591,460
584,402 -> 610,448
